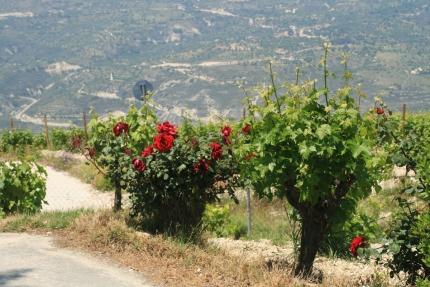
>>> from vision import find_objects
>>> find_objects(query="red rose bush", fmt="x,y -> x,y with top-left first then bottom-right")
127,121 -> 244,234
79,101 -> 245,236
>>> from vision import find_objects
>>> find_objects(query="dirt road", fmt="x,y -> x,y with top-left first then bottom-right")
0,233 -> 154,287
42,166 -> 114,211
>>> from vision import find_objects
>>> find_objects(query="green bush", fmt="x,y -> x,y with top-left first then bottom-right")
413,209 -> 430,282
51,127 -> 84,150
33,133 -> 47,149
0,128 -> 33,152
362,107 -> 430,285
203,203 -> 246,239
0,161 -> 47,214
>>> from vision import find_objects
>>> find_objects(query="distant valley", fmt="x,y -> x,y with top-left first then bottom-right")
1,0 -> 429,132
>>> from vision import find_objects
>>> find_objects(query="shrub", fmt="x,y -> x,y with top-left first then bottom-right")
203,203 -> 246,239
238,45 -> 383,278
129,121 -> 244,235
51,127 -> 84,150
0,128 -> 33,152
79,101 -> 245,237
0,161 -> 47,214
365,105 -> 430,285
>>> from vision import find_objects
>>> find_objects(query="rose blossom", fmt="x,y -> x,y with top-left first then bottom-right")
376,108 -> 384,115
191,137 -> 198,147
221,126 -> 232,146
113,122 -> 130,137
132,158 -> 146,172
246,153 -> 258,161
210,142 -> 223,160
247,153 -> 258,161
86,147 -> 96,158
124,147 -> 133,156
71,134 -> 82,149
194,158 -> 210,173
157,122 -> 178,138
221,126 -> 232,137
153,133 -> 175,153
350,236 -> 366,257
242,123 -> 251,134
141,145 -> 154,157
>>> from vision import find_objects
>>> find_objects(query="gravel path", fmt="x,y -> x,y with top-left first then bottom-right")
42,166 -> 114,211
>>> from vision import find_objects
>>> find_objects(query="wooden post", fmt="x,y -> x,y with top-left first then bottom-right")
10,118 -> 14,132
243,107 -> 251,233
44,114 -> 51,150
402,104 -> 406,133
358,95 -> 361,113
114,179 -> 122,212
82,112 -> 88,143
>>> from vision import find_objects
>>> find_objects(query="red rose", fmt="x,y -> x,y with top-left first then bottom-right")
350,236 -> 366,257
418,209 -> 423,213
210,142 -> 223,160
221,126 -> 232,146
113,122 -> 130,137
191,137 -> 198,147
71,134 -> 82,149
132,158 -> 146,172
86,147 -> 96,158
221,126 -> 232,137
246,153 -> 257,161
194,158 -> 210,173
124,147 -> 133,156
376,108 -> 384,115
157,122 -> 178,138
153,133 -> 174,153
242,123 -> 251,134
141,145 -> 154,157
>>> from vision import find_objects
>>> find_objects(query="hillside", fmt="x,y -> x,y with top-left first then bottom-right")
1,0 -> 429,131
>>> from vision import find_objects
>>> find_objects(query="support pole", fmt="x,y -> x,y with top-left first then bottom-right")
44,114 -> 51,150
243,108 -> 251,234
402,104 -> 406,133
247,187 -> 251,234
10,118 -> 14,132
83,112 -> 88,143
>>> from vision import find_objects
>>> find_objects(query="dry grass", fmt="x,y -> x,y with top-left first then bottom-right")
42,209 -> 386,287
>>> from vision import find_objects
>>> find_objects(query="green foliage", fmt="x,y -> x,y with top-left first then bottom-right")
415,209 -> 430,271
370,201 -> 429,283
32,132 -> 47,149
239,50 -> 381,213
203,203 -> 245,239
0,128 -> 33,152
369,104 -> 430,284
239,59 -> 381,205
51,126 -> 84,150
0,161 -> 47,215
